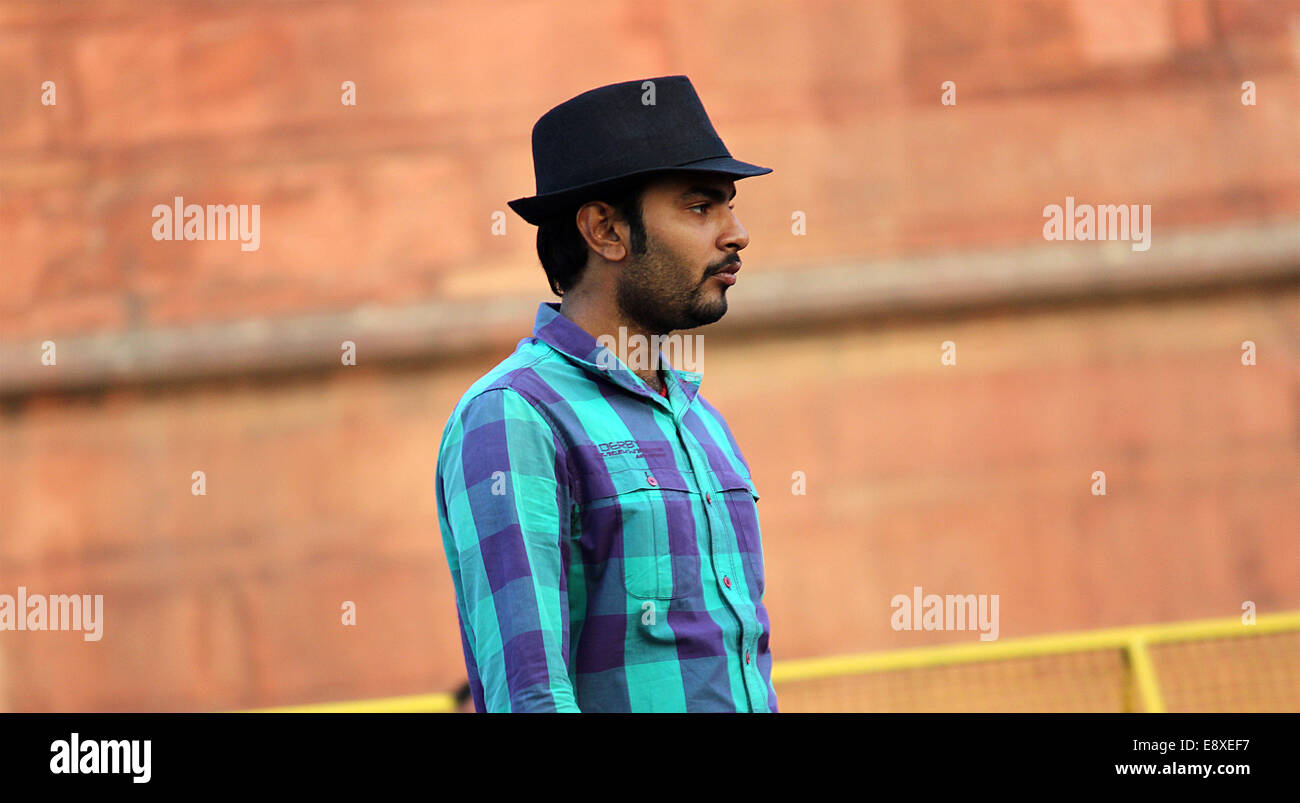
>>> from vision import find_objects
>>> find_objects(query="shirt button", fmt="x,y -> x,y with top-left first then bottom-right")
745,651 -> 751,665
646,476 -> 657,487
705,492 -> 712,504
723,576 -> 731,588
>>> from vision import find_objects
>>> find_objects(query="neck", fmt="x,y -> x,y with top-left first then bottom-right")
559,288 -> 665,392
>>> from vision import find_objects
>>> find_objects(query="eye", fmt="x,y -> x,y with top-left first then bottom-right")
690,203 -> 735,215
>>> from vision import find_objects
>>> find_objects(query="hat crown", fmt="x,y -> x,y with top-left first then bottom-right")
529,75 -> 730,194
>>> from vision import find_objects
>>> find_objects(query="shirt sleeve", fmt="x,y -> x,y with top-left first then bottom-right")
436,387 -> 579,712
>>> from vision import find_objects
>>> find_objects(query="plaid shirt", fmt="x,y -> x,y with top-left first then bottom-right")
436,302 -> 775,712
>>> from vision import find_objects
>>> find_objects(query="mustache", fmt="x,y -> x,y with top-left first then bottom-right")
705,256 -> 741,276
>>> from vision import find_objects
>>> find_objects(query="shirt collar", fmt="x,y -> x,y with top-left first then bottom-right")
531,302 -> 702,405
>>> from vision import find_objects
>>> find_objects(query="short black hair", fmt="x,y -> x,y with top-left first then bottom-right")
535,177 -> 649,296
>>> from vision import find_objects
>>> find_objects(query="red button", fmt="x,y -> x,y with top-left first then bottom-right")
723,576 -> 731,588
706,492 -> 712,504
745,651 -> 751,665
646,476 -> 657,487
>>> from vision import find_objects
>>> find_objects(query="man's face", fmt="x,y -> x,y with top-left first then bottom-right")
615,172 -> 750,333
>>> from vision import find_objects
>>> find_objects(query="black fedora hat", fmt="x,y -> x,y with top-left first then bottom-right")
508,75 -> 772,226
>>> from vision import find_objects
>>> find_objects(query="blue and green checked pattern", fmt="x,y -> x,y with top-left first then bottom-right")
436,303 -> 775,712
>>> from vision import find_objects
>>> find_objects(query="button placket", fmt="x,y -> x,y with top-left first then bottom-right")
676,416 -> 754,688
697,450 -> 743,584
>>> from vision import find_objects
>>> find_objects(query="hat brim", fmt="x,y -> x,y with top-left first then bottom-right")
508,156 -> 772,226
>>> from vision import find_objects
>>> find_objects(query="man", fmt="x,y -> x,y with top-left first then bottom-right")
436,75 -> 775,712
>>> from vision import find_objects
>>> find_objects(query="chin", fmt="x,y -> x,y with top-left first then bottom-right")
689,299 -> 727,328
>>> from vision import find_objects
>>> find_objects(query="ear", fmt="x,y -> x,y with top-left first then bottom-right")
575,201 -> 629,262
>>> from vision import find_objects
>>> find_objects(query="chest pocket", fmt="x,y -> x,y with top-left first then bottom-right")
575,467 -> 698,601
709,468 -> 765,597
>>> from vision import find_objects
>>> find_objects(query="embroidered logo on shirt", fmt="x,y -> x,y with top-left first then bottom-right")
597,440 -> 642,458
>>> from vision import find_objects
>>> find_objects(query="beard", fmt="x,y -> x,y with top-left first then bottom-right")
614,229 -> 732,335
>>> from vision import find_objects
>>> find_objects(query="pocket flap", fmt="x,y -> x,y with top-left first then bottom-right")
575,467 -> 691,504
710,467 -> 760,501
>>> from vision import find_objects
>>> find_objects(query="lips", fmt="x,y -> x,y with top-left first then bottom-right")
711,261 -> 741,284
711,263 -> 739,286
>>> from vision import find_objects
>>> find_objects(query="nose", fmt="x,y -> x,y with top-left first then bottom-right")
720,206 -> 750,251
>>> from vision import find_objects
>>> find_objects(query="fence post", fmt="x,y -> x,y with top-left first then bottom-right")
1128,637 -> 1166,713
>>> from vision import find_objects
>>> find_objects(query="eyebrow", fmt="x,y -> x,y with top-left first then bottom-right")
680,185 -> 736,203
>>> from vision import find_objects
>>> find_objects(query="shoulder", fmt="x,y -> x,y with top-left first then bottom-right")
440,338 -> 586,450
447,341 -> 552,419
436,342 -> 574,486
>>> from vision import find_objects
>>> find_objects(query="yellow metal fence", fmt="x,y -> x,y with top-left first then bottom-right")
246,611 -> 1300,713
